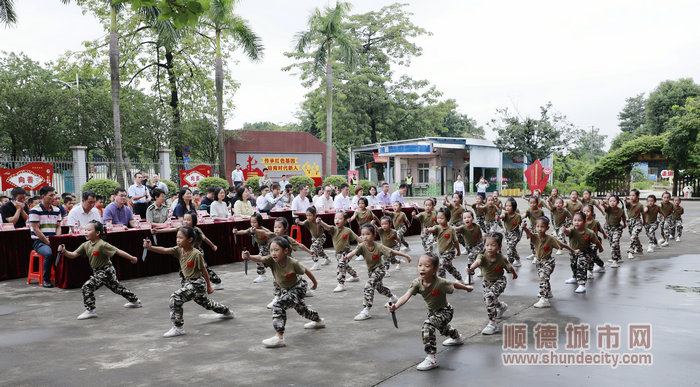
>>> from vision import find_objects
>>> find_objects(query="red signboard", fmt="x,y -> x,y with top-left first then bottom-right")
524,159 -> 550,194
179,165 -> 212,187
0,162 -> 53,191
373,152 -> 389,163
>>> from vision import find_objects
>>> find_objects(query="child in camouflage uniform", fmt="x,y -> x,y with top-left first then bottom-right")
595,195 -> 626,268
561,212 -> 604,294
455,211 -> 483,284
233,213 -> 271,283
383,201 -> 411,250
425,208 -> 463,283
296,206 -> 331,270
643,194 -> 661,252
671,196 -> 684,241
144,226 -> 233,337
444,192 -> 467,247
524,196 -> 545,262
583,204 -> 607,274
388,254 -> 473,371
658,192 -> 674,246
498,197 -> 522,267
243,237 -> 325,348
319,212 -> 361,293
412,198 -> 438,254
58,221 -> 142,320
625,189 -> 645,259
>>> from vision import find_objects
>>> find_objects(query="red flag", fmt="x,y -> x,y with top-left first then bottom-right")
524,159 -> 550,194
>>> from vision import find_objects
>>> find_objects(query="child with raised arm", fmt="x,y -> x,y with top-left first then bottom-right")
388,254 -> 473,371
583,204 -> 607,275
549,197 -> 573,255
144,226 -> 233,337
467,194 -> 487,231
58,221 -> 142,320
424,208 -> 463,283
243,237 -> 325,348
498,197 -> 522,267
318,211 -> 361,292
671,196 -> 684,242
523,196 -> 545,262
466,232 -> 517,335
598,195 -> 626,268
455,211 -> 483,283
295,206 -> 330,270
344,224 -> 411,321
476,196 -> 499,233
232,213 -> 271,283
412,198 -> 438,254
383,201 -> 410,250
373,216 -> 411,275
643,194 -> 661,252
624,189 -> 645,259
561,212 -> 604,294
348,197 -> 379,228
444,192 -> 467,247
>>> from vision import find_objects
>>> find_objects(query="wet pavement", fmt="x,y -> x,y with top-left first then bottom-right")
0,199 -> 698,386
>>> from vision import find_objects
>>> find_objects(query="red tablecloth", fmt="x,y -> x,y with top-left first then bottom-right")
0,226 -> 69,281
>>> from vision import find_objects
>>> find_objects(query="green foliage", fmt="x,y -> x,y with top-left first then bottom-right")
617,93 -> 646,133
323,175 -> 347,188
630,168 -> 646,182
161,179 -> 179,194
241,121 -> 303,131
585,135 -> 667,186
196,177 -> 228,192
442,110 -> 485,139
663,97 -> 700,171
610,131 -> 639,151
632,180 -> 652,190
82,179 -> 121,202
244,176 -> 261,194
645,78 -> 700,135
355,179 -> 373,193
288,175 -> 316,192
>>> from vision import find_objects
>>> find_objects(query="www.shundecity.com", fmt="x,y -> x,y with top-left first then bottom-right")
502,350 -> 653,368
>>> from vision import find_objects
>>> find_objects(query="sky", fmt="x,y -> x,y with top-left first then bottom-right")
2,0 -> 700,148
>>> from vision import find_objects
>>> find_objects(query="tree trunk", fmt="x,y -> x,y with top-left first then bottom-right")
325,52 -> 333,178
109,6 -> 125,188
165,49 -> 180,127
672,168 -> 679,196
215,30 -> 226,180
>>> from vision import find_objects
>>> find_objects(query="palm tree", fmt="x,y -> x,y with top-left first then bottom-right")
294,1 -> 357,178
108,1 -> 127,187
0,0 -> 17,26
204,0 -> 263,179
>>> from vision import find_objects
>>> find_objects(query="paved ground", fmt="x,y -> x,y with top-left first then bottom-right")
1,198 -> 698,386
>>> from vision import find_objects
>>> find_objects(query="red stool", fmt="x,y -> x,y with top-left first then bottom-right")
27,250 -> 55,285
290,225 -> 303,244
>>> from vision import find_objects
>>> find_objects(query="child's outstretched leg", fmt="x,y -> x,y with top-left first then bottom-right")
334,250 -> 358,293
566,251 -> 588,293
627,218 -> 643,258
396,225 -> 409,249
554,223 -> 568,255
645,221 -> 659,252
254,244 -> 270,283
589,245 -> 605,273
481,277 -> 507,335
355,266 -> 395,321
450,222 -> 465,248
675,218 -> 683,240
310,235 -> 329,270
437,250 -> 463,282
165,278 -> 231,337
266,279 -> 324,348
78,265 -> 140,320
420,231 -> 432,254
267,282 -> 283,309
417,305 -> 462,371
534,257 -> 555,308
205,264 -> 223,289
528,224 -> 537,261
476,215 -> 486,233
505,229 -> 522,266
661,217 -> 672,244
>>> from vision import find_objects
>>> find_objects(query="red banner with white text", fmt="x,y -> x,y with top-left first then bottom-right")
0,162 -> 54,191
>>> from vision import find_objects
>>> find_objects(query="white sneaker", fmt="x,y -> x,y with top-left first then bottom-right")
403,245 -> 411,251
323,258 -> 332,265
346,276 -> 359,283
676,236 -> 681,242
512,260 -> 522,267
610,261 -> 620,268
163,326 -> 185,337
476,269 -> 483,277
575,285 -> 586,293
627,253 -> 635,260
533,297 -> 551,308
661,241 -> 669,247
532,257 -> 538,264
587,271 -> 594,279
385,270 -> 391,277
416,356 -> 438,371
442,334 -> 465,346
267,296 -> 279,309
217,311 -> 234,319
496,302 -> 508,318
124,299 -> 142,308
213,282 -> 224,290
481,321 -> 498,335
253,274 -> 268,283
354,256 -> 363,261
565,277 -> 577,284
608,259 -> 614,263
77,309 -> 98,320
262,335 -> 286,348
647,245 -> 654,253
304,318 -> 326,329
306,290 -> 315,297
311,262 -> 321,271
593,266 -> 606,273
333,284 -> 346,293
384,295 -> 398,308
525,254 -> 534,260
354,310 -> 371,321
394,264 -> 401,271
555,249 -> 562,255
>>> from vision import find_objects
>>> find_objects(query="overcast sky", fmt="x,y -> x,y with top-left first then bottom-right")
2,0 -> 699,148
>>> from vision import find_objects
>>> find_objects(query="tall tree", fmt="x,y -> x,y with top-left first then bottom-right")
292,1 -> 357,178
645,78 -> 700,135
0,0 -> 17,26
108,1 -> 127,186
617,93 -> 646,133
663,97 -> 700,195
203,0 -> 263,179
442,110 -> 485,139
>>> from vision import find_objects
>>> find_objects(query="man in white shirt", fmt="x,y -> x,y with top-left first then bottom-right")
66,191 -> 102,232
333,183 -> 351,211
256,183 -> 284,212
151,174 -> 168,195
291,184 -> 311,214
279,174 -> 289,188
376,182 -> 392,206
315,185 -> 335,212
390,183 -> 407,205
231,163 -> 245,187
128,172 -> 150,219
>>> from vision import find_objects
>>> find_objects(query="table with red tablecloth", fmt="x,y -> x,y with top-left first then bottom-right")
0,226 -> 69,281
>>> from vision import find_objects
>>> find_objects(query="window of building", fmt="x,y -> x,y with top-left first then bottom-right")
418,163 -> 429,183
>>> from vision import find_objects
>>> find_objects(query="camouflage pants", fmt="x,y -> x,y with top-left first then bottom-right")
309,234 -> 328,262
363,265 -> 392,308
437,249 -> 463,282
661,217 -> 674,240
170,278 -> 230,328
554,221 -> 570,247
272,279 -> 318,334
644,221 -> 659,245
396,225 -> 409,248
674,218 -> 683,238
536,257 -> 555,299
627,218 -> 643,254
483,277 -> 507,321
179,263 -> 221,286
256,243 -> 270,276
504,229 -> 522,263
484,220 -> 497,234
569,250 -> 590,286
589,244 -> 605,270
420,231 -> 436,254
82,265 -> 138,311
422,304 -> 459,354
476,215 -> 486,234
336,250 -> 358,284
464,242 -> 484,266
528,224 -> 537,256
384,243 -> 401,271
449,221 -> 465,247
604,224 -> 623,262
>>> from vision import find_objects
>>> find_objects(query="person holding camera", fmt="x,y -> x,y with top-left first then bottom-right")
128,172 -> 151,219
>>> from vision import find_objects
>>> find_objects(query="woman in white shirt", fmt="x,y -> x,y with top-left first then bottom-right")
453,174 -> 465,195
366,185 -> 379,207
350,186 -> 364,210
209,187 -> 230,219
476,176 -> 489,201
233,186 -> 255,217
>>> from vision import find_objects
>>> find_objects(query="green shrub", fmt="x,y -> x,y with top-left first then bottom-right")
82,179 -> 121,203
245,176 -> 262,195
323,175 -> 347,188
288,175 -> 315,193
632,180 -> 652,190
355,179 -> 373,193
196,177 -> 228,192
161,179 -> 178,195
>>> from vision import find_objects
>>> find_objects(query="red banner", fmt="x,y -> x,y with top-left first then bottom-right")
179,165 -> 212,187
524,159 -> 550,194
373,152 -> 389,163
0,162 -> 53,191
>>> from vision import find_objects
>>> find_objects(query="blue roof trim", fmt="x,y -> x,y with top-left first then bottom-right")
379,144 -> 431,154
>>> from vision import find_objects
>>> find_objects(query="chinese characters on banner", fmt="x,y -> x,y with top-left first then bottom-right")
179,165 -> 212,187
0,162 -> 53,191
237,153 -> 324,186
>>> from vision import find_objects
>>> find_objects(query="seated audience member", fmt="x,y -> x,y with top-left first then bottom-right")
146,188 -> 169,226
199,187 -> 216,212
95,195 -> 105,216
29,186 -> 63,288
66,191 -> 102,231
291,184 -> 311,214
103,188 -> 138,228
0,187 -> 29,228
